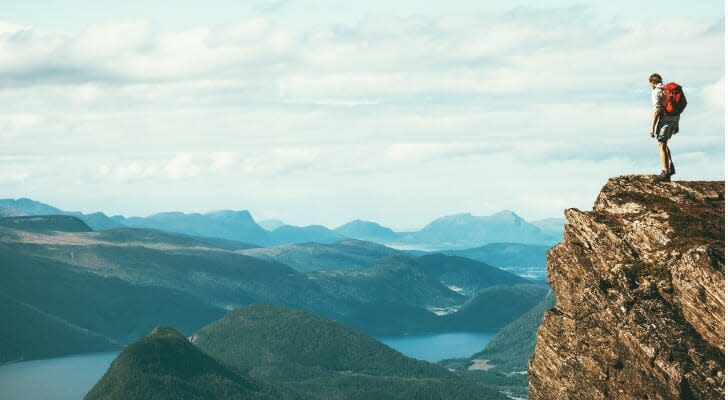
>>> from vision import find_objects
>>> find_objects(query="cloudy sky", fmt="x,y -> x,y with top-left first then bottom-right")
1,1 -> 724,229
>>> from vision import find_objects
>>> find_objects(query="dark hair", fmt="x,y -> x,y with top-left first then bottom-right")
649,73 -> 663,84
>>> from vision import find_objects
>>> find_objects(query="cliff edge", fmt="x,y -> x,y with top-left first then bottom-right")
529,175 -> 724,400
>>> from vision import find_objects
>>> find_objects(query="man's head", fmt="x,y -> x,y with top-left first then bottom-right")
649,73 -> 663,89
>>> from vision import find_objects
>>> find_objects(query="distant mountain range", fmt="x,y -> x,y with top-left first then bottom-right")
334,219 -> 400,242
87,305 -> 509,400
0,197 -> 564,249
397,211 -> 559,249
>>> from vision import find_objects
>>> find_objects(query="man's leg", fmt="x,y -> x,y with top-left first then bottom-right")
657,140 -> 670,172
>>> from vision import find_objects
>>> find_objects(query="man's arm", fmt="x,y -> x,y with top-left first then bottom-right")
650,110 -> 659,137
675,116 -> 679,134
649,88 -> 662,137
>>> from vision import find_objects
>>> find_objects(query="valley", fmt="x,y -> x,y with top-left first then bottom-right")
0,200 -> 557,399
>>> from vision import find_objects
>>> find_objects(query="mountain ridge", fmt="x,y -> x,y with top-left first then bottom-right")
0,197 -> 561,248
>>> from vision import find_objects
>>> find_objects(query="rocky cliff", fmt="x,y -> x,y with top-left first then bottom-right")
529,175 -> 724,400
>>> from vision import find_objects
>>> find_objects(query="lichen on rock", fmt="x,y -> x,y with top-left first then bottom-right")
529,175 -> 724,400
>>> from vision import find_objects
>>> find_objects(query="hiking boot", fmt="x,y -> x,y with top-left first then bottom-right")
669,163 -> 676,176
657,170 -> 671,182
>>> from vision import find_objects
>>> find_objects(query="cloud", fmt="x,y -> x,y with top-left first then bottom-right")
254,0 -> 290,12
93,152 -> 244,183
210,152 -> 238,170
0,168 -> 29,184
240,147 -> 321,176
0,7 -> 723,226
701,77 -> 725,110
385,143 -> 505,165
0,9 -> 722,95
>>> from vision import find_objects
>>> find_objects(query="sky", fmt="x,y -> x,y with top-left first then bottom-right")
0,1 -> 724,230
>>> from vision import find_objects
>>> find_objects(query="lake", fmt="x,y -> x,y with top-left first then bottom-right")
377,332 -> 495,362
0,351 -> 118,400
0,332 -> 494,399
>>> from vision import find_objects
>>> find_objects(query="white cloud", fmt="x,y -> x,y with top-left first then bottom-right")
93,153 -> 243,183
701,77 -> 725,110
0,7 -> 723,226
68,20 -> 152,60
164,153 -> 201,180
210,152 -> 238,170
0,168 -> 29,184
240,147 -> 321,176
385,143 -> 500,165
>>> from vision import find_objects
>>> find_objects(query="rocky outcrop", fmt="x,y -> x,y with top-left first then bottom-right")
529,176 -> 724,400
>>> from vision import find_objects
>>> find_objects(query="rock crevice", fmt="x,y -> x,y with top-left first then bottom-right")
529,175 -> 724,400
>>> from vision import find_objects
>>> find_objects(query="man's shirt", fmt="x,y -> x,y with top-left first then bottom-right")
652,83 -> 665,113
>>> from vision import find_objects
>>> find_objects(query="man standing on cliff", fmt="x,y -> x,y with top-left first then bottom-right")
648,73 -> 678,181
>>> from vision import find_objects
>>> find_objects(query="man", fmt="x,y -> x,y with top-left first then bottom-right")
648,73 -> 678,181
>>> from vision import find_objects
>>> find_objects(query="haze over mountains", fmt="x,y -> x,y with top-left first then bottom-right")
0,198 -> 563,250
0,213 -> 550,364
1,197 -> 560,399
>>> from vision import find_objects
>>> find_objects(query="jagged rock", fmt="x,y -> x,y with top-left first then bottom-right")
529,175 -> 724,400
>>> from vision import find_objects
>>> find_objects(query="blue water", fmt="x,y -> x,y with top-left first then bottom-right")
377,332 -> 495,362
0,351 -> 119,400
0,332 -> 493,399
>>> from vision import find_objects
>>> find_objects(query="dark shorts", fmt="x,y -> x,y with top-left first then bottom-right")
654,115 -> 679,142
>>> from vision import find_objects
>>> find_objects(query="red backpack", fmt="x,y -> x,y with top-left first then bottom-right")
663,82 -> 687,115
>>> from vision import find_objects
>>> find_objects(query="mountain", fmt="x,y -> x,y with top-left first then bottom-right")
528,217 -> 566,239
416,253 -> 530,296
340,302 -> 443,335
65,211 -> 122,230
443,242 -> 551,281
120,210 -> 271,245
0,215 -> 92,233
402,211 -> 559,250
0,292 -> 116,363
0,238 -> 226,362
299,253 -> 545,336
444,243 -> 550,268
339,283 -> 551,339
192,304 -> 508,400
240,239 -> 400,272
530,176 -> 725,400
1,213 -> 550,362
334,219 -> 400,242
0,198 -> 62,216
257,218 -> 285,231
308,255 -> 466,309
444,284 -> 549,331
1,198 -> 567,248
120,214 -> 344,246
0,198 -> 121,230
85,327 -> 296,400
93,227 -> 258,250
470,289 -> 555,373
193,304 -> 448,379
22,235 -> 339,315
268,224 -> 345,245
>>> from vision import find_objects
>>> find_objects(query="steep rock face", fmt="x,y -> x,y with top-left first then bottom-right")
529,176 -> 724,400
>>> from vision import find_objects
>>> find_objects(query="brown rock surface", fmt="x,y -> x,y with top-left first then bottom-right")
528,175 -> 724,400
